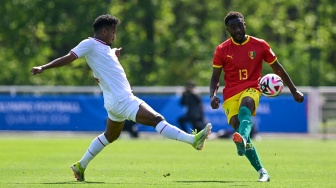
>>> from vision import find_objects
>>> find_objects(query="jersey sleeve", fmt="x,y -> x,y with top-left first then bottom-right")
262,41 -> 277,65
212,46 -> 224,68
70,39 -> 94,58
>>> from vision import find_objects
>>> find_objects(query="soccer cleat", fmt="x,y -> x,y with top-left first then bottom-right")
258,171 -> 270,182
232,132 -> 246,156
192,123 -> 212,150
71,161 -> 85,182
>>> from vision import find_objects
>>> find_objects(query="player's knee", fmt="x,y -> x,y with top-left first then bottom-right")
240,97 -> 255,111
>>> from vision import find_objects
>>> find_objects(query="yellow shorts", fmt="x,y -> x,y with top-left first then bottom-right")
222,88 -> 261,123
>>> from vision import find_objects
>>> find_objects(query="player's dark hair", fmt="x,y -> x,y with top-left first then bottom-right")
224,12 -> 244,26
93,14 -> 120,32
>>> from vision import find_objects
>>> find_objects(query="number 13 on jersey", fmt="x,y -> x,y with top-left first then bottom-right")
239,69 -> 248,80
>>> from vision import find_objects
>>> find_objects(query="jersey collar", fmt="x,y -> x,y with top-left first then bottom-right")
90,37 -> 109,46
231,35 -> 250,45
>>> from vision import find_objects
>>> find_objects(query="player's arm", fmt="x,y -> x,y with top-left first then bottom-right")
270,60 -> 304,103
210,67 -> 221,109
31,52 -> 77,75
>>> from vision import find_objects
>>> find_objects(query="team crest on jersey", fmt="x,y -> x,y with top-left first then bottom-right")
248,51 -> 256,59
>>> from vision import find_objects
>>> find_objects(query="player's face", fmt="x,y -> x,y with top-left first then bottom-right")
226,18 -> 247,44
103,25 -> 117,45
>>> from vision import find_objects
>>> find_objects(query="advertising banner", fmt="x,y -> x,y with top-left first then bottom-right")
0,94 -> 307,133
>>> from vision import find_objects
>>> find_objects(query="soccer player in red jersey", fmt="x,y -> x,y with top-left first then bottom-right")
209,12 -> 304,182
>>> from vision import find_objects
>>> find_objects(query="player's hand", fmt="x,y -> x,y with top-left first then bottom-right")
292,90 -> 304,103
31,66 -> 44,75
210,96 -> 220,109
115,47 -> 122,57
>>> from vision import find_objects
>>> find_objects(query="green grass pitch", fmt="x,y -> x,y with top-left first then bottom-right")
0,133 -> 335,188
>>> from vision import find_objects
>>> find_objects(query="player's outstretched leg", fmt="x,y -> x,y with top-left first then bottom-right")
192,123 -> 212,150
233,132 -> 247,156
155,121 -> 211,150
71,161 -> 85,182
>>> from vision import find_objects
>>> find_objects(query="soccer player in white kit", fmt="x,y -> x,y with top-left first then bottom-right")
31,14 -> 212,182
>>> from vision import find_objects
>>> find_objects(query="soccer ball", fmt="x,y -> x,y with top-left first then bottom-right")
259,73 -> 284,97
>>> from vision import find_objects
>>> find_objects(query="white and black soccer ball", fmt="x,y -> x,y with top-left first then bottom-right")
259,73 -> 284,97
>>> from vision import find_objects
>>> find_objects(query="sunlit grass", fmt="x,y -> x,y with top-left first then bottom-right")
0,134 -> 335,187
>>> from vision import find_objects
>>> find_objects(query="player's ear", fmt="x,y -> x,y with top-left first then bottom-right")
101,27 -> 107,35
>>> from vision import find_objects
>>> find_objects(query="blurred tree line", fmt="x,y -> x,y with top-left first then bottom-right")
0,0 -> 335,87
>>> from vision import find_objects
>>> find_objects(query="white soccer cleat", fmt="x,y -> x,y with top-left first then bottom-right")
258,171 -> 270,182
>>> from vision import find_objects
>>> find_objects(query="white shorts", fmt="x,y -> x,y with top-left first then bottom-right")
107,95 -> 144,122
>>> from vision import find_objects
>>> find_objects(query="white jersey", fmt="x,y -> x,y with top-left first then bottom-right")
70,37 -> 133,110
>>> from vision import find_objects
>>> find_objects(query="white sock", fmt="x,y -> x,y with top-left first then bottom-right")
79,133 -> 110,169
155,120 -> 194,144
258,168 -> 267,174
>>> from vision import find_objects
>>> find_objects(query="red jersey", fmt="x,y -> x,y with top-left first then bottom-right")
212,36 -> 277,100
